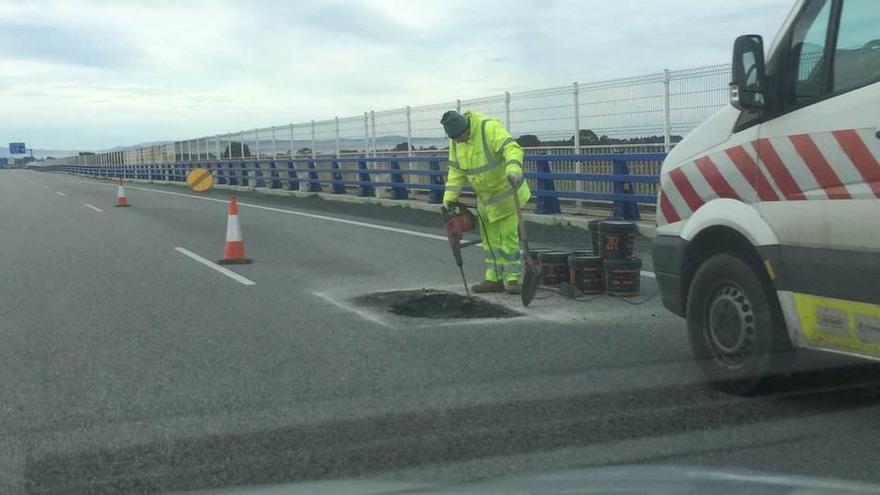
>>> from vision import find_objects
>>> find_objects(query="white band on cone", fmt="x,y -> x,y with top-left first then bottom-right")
226,215 -> 243,241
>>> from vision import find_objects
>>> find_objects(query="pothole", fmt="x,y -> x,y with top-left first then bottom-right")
353,289 -> 522,319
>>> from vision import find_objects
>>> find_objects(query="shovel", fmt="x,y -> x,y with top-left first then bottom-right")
513,188 -> 541,306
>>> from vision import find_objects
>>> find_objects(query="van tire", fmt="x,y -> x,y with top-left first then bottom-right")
686,253 -> 790,395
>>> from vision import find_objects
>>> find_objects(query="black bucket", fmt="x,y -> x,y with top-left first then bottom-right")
588,220 -> 603,255
538,251 -> 571,287
604,257 -> 643,296
568,254 -> 604,295
528,248 -> 554,262
570,249 -> 594,257
599,220 -> 637,260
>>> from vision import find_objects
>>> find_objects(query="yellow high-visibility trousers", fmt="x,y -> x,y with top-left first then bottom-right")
478,213 -> 521,283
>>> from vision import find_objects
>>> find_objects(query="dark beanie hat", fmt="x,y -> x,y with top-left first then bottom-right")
441,110 -> 469,139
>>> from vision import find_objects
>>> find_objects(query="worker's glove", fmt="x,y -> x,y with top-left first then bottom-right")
441,201 -> 454,215
507,171 -> 524,188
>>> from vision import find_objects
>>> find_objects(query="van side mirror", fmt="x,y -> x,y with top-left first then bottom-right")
730,34 -> 766,111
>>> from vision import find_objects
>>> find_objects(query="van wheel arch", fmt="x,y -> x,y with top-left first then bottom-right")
682,226 -> 767,315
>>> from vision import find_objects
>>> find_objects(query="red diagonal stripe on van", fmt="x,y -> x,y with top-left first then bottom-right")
658,190 -> 680,223
832,129 -> 880,198
790,134 -> 852,199
725,146 -> 779,201
694,155 -> 739,199
753,138 -> 805,200
668,167 -> 703,212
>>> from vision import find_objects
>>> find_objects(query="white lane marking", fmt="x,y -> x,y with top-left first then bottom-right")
312,292 -> 394,329
641,271 -> 656,279
174,247 -> 256,286
56,191 -> 65,196
84,204 -> 103,212
120,185 -> 660,278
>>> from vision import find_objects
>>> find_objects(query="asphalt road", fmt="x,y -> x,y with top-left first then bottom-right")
2,169 -> 880,494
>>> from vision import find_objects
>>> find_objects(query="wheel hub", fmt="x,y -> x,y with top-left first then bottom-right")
707,284 -> 756,367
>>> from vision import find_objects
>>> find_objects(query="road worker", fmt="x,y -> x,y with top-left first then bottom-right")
440,110 -> 530,294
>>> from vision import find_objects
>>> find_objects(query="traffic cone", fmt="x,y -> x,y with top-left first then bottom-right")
115,179 -> 130,207
218,196 -> 252,264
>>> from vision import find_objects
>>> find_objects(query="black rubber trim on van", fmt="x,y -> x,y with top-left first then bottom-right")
757,245 -> 880,306
652,235 -> 687,317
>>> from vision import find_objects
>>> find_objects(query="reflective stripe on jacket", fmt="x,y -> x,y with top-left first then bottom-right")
442,111 -> 530,223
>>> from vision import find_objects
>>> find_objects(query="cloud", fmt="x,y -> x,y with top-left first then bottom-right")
0,22 -> 131,68
0,0 -> 795,151
293,1 -> 413,43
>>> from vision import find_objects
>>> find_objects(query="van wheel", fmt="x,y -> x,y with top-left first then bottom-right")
686,253 -> 790,395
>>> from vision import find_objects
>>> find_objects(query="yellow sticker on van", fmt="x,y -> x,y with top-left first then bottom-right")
794,293 -> 880,356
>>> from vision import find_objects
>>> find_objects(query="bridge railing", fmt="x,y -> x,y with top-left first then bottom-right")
57,152 -> 664,220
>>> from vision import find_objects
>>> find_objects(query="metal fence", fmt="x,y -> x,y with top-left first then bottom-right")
42,62 -> 732,206
52,148 -> 663,220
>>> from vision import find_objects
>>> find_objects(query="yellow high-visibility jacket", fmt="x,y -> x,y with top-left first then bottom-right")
442,111 -> 530,223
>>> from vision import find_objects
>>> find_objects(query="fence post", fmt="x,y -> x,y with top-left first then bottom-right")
239,160 -> 249,187
363,112 -> 369,157
227,160 -> 237,185
427,160 -> 443,204
253,159 -> 266,188
612,157 -> 641,221
406,106 -> 413,187
361,112 -> 374,198
216,159 -> 226,184
534,159 -> 561,214
335,116 -> 340,159
389,160 -> 408,200
287,160 -> 300,190
357,158 -> 374,197
307,159 -> 321,192
269,159 -> 281,188
271,126 -> 277,160
573,81 -> 583,215
289,123 -> 295,159
370,110 -> 380,198
504,91 -> 511,129
331,159 -> 345,194
310,120 -> 317,160
456,99 -> 461,112
663,69 -> 672,153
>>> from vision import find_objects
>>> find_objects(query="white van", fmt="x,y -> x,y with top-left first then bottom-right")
653,0 -> 880,394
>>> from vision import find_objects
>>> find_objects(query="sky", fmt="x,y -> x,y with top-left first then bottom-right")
0,0 -> 794,152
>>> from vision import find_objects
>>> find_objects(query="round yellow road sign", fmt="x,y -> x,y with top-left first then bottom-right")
186,168 -> 214,192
